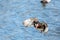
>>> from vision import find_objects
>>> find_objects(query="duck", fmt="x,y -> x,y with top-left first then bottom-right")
40,0 -> 51,6
33,20 -> 48,33
23,18 -> 48,33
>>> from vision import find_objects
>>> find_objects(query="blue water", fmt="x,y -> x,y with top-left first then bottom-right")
0,0 -> 60,40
